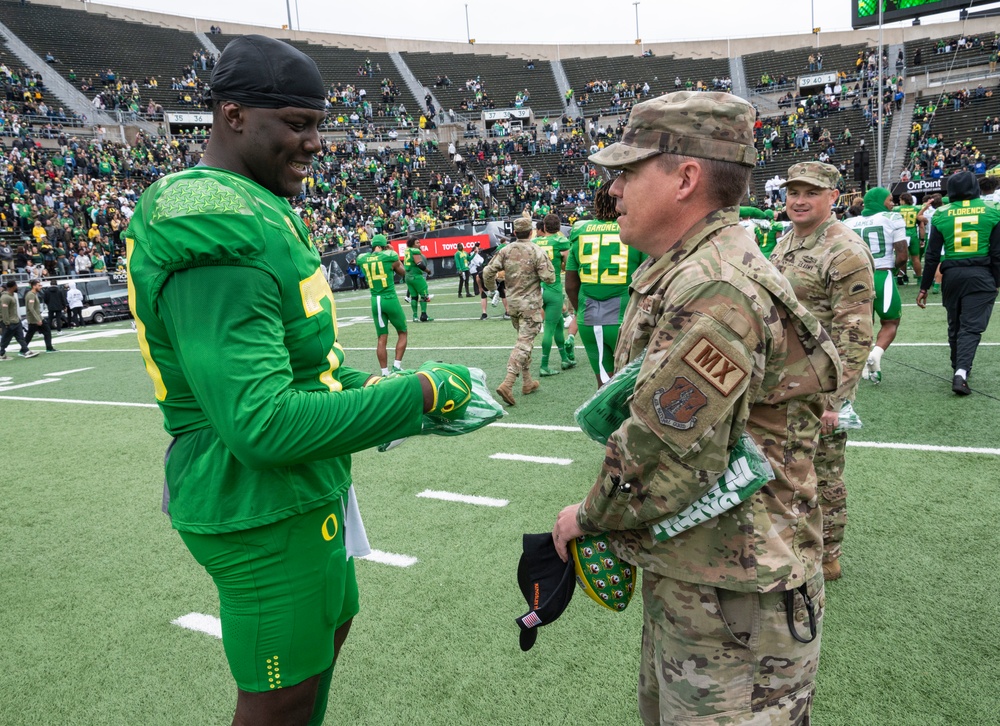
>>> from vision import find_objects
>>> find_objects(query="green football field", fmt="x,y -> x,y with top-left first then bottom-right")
1,277 -> 998,725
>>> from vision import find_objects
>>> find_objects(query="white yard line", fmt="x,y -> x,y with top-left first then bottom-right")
847,441 -> 1000,456
359,549 -> 418,567
490,422 -> 581,432
0,394 -> 157,407
172,613 -> 222,639
0,379 -> 60,392
490,453 -> 573,465
416,489 -> 508,507
44,367 -> 94,377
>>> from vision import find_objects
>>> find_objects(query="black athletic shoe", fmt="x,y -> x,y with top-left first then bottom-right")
480,313 -> 488,320
952,374 -> 971,396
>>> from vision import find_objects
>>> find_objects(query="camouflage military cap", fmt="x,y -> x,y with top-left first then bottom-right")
513,217 -> 534,235
782,161 -> 841,189
589,91 -> 757,169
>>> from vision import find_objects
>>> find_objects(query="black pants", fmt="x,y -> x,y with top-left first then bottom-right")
26,320 -> 54,351
48,308 -> 65,332
941,266 -> 997,374
69,307 -> 83,326
0,322 -> 29,355
457,270 -> 472,295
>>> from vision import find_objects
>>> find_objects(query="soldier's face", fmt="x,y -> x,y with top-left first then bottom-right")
607,156 -> 678,253
785,183 -> 838,233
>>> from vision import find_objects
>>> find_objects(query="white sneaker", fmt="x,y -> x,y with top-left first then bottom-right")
491,291 -> 500,307
19,351 -> 39,359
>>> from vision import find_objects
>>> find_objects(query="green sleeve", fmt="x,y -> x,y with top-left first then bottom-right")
159,265 -> 424,470
566,230 -> 580,272
739,206 -> 773,220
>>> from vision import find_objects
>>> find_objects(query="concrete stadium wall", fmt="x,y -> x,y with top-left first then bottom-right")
35,0 -> 1000,61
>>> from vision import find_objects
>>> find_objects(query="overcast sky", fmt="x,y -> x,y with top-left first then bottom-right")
90,0 -> 995,46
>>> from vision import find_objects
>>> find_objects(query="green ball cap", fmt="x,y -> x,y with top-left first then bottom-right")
571,534 -> 635,612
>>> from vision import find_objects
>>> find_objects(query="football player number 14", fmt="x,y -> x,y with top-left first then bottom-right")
361,259 -> 388,287
577,233 -> 628,285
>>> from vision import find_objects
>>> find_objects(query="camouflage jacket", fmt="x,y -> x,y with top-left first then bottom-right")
482,239 -> 555,314
771,215 -> 875,410
576,207 -> 842,593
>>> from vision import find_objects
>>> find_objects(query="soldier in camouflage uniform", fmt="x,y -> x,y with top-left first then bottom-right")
550,92 -> 843,725
772,162 -> 875,582
483,216 -> 555,406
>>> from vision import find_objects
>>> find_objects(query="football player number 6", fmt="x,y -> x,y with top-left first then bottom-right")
954,216 -> 979,253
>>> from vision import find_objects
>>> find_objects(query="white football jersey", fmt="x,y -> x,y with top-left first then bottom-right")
843,212 -> 906,269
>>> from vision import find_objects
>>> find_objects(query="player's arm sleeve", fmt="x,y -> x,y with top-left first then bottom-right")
921,225 -> 945,290
565,270 -> 581,310
825,250 -> 875,408
576,283 -> 760,533
159,265 -> 425,470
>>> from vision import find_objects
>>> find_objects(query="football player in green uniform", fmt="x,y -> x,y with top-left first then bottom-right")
125,36 -> 472,726
843,187 -> 908,383
454,242 -> 472,296
895,192 -> 925,285
403,237 -> 432,321
533,213 -> 575,375
565,185 -> 645,386
357,235 -> 408,375
917,171 -> 1000,394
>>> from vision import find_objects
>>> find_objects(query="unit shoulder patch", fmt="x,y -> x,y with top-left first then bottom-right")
681,336 -> 748,396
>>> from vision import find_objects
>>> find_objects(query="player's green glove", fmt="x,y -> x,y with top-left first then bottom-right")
416,362 -> 473,419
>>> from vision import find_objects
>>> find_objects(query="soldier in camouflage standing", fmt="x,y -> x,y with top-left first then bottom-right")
772,162 -> 875,582
483,217 -> 555,406
550,92 -> 842,725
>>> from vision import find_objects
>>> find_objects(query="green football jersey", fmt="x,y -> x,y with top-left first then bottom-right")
403,246 -> 424,277
896,204 -> 921,232
357,250 -> 399,295
931,198 -> 1000,260
566,219 -> 645,301
126,166 -> 424,533
534,232 -> 571,292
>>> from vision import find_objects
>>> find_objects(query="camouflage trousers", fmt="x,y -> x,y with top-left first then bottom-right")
638,571 -> 825,725
506,308 -> 543,375
813,431 -> 847,563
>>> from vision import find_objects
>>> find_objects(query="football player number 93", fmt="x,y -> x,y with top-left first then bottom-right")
576,233 -> 628,285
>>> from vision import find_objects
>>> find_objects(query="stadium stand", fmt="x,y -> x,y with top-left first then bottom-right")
561,53 -> 731,112
904,31 -> 998,71
744,43 -> 868,91
1,0 -> 204,115
401,51 -> 562,115
2,0 -> 999,292
906,84 -> 1000,179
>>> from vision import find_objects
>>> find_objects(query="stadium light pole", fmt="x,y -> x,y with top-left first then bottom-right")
284,0 -> 292,31
465,4 -> 471,44
633,2 -> 642,54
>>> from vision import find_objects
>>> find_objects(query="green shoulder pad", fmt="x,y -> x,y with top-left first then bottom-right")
141,170 -> 269,269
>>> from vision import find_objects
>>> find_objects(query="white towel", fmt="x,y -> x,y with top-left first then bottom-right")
344,485 -> 371,559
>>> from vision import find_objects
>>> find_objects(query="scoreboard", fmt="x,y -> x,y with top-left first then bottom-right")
853,0 -> 995,28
